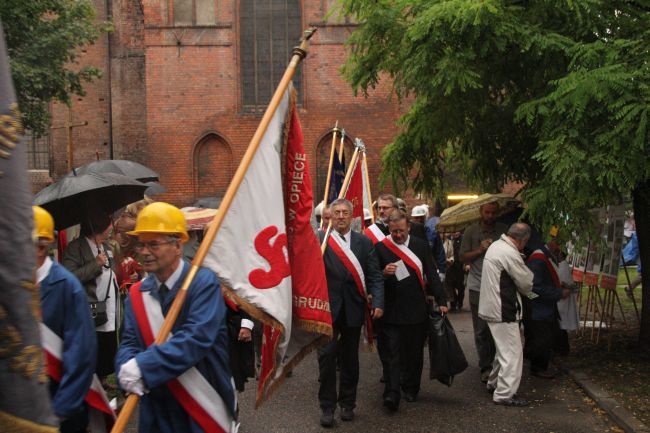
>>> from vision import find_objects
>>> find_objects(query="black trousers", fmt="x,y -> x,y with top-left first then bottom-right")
59,404 -> 88,433
317,325 -> 361,410
524,319 -> 554,372
96,330 -> 117,378
377,321 -> 428,402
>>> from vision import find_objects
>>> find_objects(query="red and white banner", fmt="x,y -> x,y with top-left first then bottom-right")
129,285 -> 237,433
40,323 -> 116,433
344,155 -> 365,232
381,236 -> 425,289
365,224 -> 386,245
203,84 -> 331,404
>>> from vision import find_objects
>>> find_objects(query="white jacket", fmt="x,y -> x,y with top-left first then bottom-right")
478,234 -> 534,323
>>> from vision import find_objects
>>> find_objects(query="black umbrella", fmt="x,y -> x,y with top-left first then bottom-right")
34,172 -> 148,230
67,159 -> 159,183
193,196 -> 223,209
144,181 -> 167,196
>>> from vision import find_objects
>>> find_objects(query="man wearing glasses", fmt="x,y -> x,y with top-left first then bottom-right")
364,194 -> 398,244
115,202 -> 238,433
318,198 -> 384,427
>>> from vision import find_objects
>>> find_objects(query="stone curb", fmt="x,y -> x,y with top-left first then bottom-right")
560,365 -> 650,433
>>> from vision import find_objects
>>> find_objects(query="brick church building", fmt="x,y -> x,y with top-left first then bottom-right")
30,0 -> 407,207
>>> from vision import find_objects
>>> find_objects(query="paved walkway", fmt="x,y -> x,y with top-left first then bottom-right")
236,310 -> 619,433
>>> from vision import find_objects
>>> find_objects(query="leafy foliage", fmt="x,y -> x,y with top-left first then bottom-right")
0,0 -> 110,135
338,0 -> 649,234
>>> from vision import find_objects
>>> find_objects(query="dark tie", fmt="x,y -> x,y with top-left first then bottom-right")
339,233 -> 346,243
159,283 -> 169,302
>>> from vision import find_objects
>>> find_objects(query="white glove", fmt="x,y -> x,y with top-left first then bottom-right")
240,318 -> 254,330
438,272 -> 445,283
118,358 -> 148,396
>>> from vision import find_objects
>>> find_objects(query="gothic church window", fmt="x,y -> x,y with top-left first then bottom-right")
173,0 -> 216,26
240,0 -> 303,108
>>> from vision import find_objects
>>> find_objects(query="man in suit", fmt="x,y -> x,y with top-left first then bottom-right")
364,193 -> 398,244
375,210 -> 448,411
318,198 -> 384,428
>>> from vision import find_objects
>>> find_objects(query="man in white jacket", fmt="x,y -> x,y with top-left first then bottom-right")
478,223 -> 534,407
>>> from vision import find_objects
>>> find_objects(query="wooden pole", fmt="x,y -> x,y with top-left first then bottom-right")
337,127 -> 346,163
110,27 -> 318,433
320,145 -> 360,255
320,122 -> 339,229
362,150 -> 374,223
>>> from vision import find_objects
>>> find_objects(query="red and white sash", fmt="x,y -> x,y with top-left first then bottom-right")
364,224 -> 386,245
129,284 -> 238,433
381,236 -> 425,290
40,323 -> 115,433
327,233 -> 374,343
527,249 -> 561,288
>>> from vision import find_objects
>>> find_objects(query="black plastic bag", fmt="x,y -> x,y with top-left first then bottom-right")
428,312 -> 468,386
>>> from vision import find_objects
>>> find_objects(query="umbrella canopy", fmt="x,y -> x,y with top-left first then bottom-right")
34,172 -> 148,230
436,193 -> 520,233
67,159 -> 159,183
181,207 -> 218,231
144,181 -> 167,196
193,196 -> 223,209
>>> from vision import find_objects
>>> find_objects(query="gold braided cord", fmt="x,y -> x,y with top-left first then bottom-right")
0,410 -> 58,433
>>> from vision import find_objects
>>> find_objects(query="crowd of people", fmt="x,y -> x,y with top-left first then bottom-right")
32,191 -> 579,432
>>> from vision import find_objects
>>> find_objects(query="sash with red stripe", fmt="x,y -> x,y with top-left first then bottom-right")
128,283 -> 238,433
364,224 -> 386,245
527,249 -> 561,288
40,323 -> 115,433
327,234 -> 374,344
381,236 -> 425,290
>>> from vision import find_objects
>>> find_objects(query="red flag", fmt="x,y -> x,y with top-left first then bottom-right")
344,157 -> 365,231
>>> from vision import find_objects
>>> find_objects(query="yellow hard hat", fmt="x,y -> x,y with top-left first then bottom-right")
127,202 -> 189,242
33,206 -> 55,243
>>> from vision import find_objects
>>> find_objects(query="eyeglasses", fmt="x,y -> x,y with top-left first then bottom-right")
133,240 -> 176,252
333,210 -> 351,217
378,206 -> 395,211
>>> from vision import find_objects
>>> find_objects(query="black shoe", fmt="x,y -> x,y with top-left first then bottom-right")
320,409 -> 334,427
494,397 -> 530,407
383,396 -> 398,412
487,385 -> 495,394
403,393 -> 417,403
340,407 -> 354,421
480,370 -> 490,383
531,369 -> 555,379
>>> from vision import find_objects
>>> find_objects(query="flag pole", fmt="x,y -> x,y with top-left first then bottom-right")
337,127 -> 346,163
320,121 -> 339,229
110,27 -> 317,433
320,140 -> 362,254
362,149 -> 375,223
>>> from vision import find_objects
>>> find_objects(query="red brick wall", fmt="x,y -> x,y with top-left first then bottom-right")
142,0 -> 403,207
42,0 -> 403,208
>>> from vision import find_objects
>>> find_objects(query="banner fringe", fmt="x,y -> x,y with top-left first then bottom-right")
0,411 -> 58,433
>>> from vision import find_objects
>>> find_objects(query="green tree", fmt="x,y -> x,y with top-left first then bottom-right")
339,0 -> 650,347
0,0 -> 110,136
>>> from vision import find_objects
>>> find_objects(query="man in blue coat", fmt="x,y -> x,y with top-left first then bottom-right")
34,206 -> 97,433
524,241 -> 569,378
115,202 -> 237,433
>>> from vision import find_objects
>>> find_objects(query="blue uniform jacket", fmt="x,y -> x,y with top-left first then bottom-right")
527,247 -> 563,321
115,261 -> 236,433
40,260 -> 97,418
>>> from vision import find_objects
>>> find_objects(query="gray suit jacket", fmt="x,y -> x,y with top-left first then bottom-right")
61,236 -> 111,303
320,230 -> 384,327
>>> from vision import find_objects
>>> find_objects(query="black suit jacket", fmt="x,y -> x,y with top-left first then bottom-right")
375,236 -> 447,325
319,230 -> 384,327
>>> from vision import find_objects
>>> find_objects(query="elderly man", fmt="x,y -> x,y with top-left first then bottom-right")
34,206 -> 102,433
459,201 -> 508,382
318,198 -> 384,427
115,202 -> 237,433
364,193 -> 398,244
479,223 -> 534,407
375,210 -> 447,411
